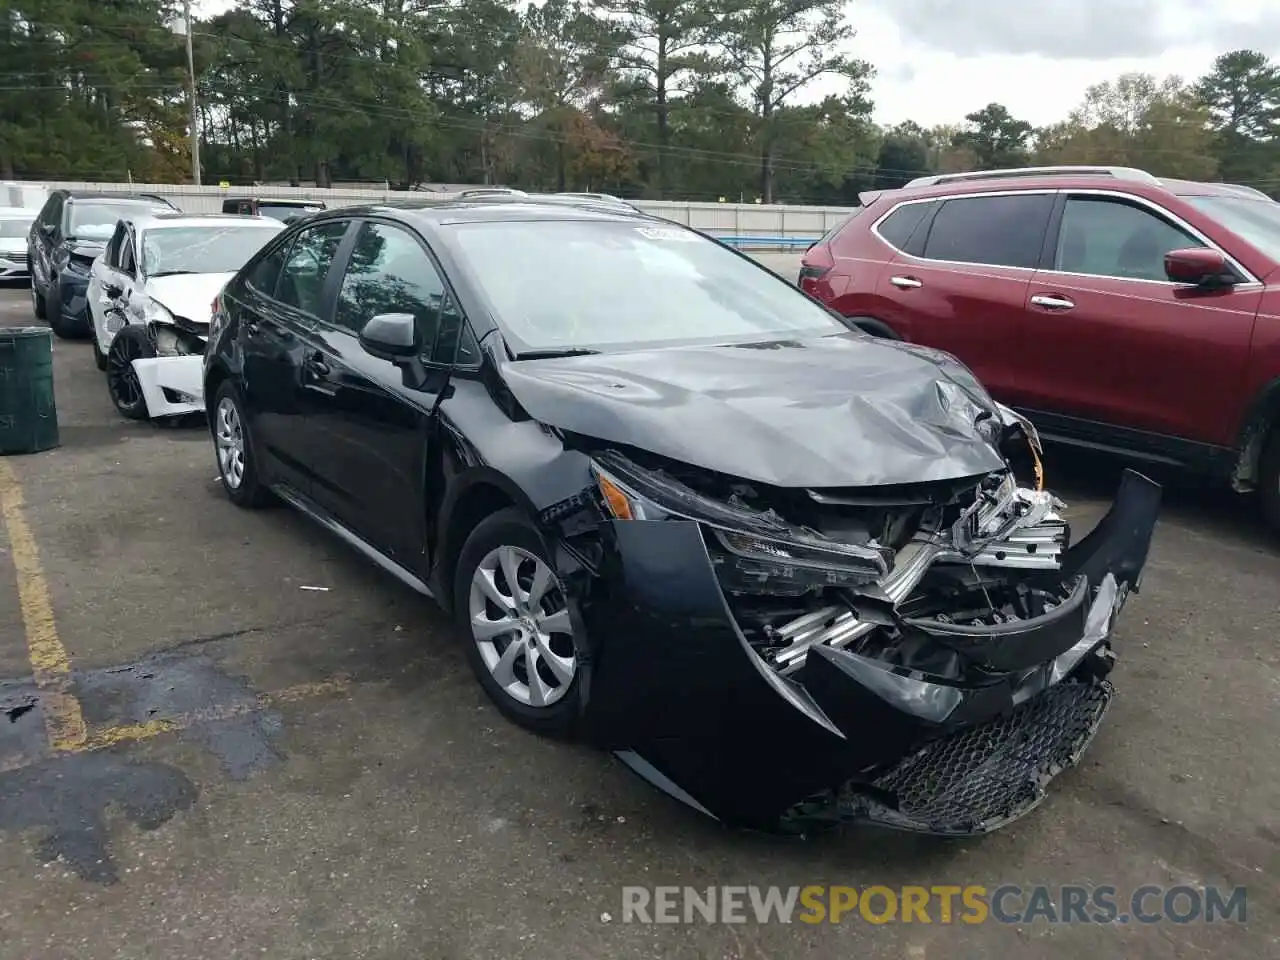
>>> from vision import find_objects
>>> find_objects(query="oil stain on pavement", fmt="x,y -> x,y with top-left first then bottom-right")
0,651 -> 292,883
0,752 -> 196,884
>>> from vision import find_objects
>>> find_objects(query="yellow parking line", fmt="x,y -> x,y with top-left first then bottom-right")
82,676 -> 353,751
0,459 -> 87,751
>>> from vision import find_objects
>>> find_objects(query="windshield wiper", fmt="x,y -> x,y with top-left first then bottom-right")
514,347 -> 600,360
148,269 -> 198,277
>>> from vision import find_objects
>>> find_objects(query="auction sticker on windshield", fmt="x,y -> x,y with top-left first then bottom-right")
635,226 -> 698,242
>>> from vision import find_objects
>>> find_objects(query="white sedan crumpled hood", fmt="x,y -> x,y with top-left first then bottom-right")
142,272 -> 236,324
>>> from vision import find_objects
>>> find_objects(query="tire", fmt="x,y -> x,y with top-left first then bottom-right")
211,380 -> 272,508
46,286 -> 87,340
849,316 -> 900,339
453,507 -> 582,738
1259,427 -> 1280,536
91,330 -> 107,371
105,327 -> 154,420
30,282 -> 46,320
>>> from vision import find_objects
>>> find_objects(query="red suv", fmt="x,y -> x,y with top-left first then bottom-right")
800,165 -> 1280,532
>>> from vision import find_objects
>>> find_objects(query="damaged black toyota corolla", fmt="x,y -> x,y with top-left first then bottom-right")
204,197 -> 1161,836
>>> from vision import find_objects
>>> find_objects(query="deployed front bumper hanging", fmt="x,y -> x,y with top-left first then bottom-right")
581,468 -> 1162,835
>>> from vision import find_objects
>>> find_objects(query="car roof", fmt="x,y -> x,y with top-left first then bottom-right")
226,197 -> 325,206
135,213 -> 282,230
61,190 -> 171,203
305,195 -> 655,228
874,167 -> 1274,204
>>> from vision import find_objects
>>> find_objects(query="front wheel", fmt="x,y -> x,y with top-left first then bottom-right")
1259,428 -> 1280,536
454,507 -> 582,738
106,327 -> 154,420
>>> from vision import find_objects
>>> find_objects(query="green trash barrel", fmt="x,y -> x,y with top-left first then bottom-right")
0,326 -> 59,455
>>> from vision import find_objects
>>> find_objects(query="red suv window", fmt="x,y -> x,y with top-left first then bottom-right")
918,194 -> 1054,268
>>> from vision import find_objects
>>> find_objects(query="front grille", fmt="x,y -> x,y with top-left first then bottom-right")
780,678 -> 1113,835
862,679 -> 1111,834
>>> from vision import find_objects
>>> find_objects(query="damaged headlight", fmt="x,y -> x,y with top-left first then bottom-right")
147,307 -> 208,358
712,529 -> 888,583
591,458 -> 890,592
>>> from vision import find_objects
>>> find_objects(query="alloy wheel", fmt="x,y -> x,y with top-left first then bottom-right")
214,396 -> 246,489
468,545 -> 577,708
107,338 -> 144,412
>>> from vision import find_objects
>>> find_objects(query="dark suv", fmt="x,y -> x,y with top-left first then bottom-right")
28,189 -> 179,337
221,197 -> 325,223
799,165 -> 1280,531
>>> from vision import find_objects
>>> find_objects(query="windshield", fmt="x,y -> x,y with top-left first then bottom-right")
65,201 -> 166,241
0,217 -> 30,239
141,224 -> 283,276
447,219 -> 849,353
1185,195 -> 1280,262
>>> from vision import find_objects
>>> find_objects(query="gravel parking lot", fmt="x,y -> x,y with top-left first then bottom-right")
0,257 -> 1276,959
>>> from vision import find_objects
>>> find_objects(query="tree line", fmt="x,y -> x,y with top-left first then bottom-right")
2,0 -> 1278,204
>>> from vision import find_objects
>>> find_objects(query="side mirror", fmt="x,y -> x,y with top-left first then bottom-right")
1164,247 -> 1234,287
359,312 -> 419,361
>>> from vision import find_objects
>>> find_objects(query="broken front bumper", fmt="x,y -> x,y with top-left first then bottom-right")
132,356 -> 204,418
579,469 -> 1161,835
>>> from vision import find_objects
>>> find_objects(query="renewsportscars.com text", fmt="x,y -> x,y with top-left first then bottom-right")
620,885 -> 1247,925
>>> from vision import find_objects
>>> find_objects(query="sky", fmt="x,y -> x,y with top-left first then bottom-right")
193,0 -> 1280,129
844,0 -> 1280,127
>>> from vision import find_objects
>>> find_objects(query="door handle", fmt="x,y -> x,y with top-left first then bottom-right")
1030,294 -> 1075,310
889,275 -> 923,289
304,354 -> 330,377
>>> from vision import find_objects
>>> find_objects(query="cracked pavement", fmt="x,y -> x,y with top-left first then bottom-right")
0,264 -> 1276,959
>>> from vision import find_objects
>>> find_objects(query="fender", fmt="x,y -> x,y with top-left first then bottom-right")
429,381 -> 600,609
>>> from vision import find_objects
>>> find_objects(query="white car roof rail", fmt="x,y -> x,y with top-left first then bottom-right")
904,166 -> 1160,188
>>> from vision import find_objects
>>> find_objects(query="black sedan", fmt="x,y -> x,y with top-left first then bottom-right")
203,198 -> 1161,835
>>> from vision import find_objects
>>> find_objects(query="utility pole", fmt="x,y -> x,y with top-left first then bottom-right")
182,0 -> 201,185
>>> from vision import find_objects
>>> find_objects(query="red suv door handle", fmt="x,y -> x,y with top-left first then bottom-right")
890,275 -> 923,289
1031,294 -> 1075,310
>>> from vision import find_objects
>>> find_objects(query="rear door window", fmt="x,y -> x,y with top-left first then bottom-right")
921,194 -> 1055,269
276,220 -> 351,317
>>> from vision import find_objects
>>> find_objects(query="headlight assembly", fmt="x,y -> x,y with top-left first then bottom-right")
590,458 -> 890,592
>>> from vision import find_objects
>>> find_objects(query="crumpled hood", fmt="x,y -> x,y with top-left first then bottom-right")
500,332 -> 1010,488
144,272 -> 235,325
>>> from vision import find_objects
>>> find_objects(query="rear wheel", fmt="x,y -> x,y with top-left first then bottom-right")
212,380 -> 272,508
454,507 -> 581,738
1259,427 -> 1280,536
106,327 -> 153,419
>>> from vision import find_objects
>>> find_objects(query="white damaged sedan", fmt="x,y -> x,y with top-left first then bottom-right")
88,213 -> 285,420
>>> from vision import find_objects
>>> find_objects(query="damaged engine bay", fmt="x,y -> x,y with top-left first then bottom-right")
592,416 -> 1085,683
